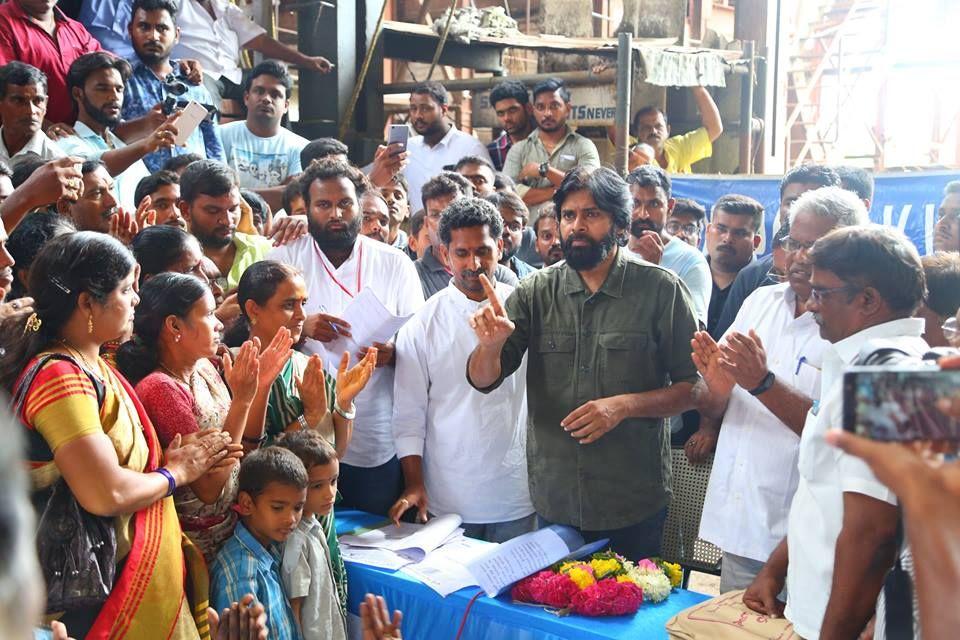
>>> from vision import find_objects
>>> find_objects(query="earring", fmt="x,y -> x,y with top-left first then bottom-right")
175,334 -> 181,343
250,318 -> 257,326
87,314 -> 94,334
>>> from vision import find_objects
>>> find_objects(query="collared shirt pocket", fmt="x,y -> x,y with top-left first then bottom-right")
599,332 -> 651,393
534,333 -> 576,387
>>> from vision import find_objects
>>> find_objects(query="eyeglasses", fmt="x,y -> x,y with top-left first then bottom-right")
942,317 -> 960,343
809,285 -> 860,303
665,221 -> 700,236
782,236 -> 816,253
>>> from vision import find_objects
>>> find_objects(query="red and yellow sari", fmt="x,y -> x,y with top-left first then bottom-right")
19,353 -> 211,640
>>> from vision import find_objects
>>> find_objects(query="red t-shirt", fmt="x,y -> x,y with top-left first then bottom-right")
0,1 -> 102,125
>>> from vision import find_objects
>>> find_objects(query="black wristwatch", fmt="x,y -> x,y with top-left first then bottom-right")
748,371 -> 776,396
539,162 -> 549,178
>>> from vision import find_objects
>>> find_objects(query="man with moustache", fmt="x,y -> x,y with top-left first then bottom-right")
485,190 -> 536,278
359,190 -> 391,244
402,81 -> 491,215
503,78 -> 600,214
630,86 -> 722,174
704,194 -> 764,337
179,159 -> 271,290
122,0 -> 223,173
58,51 -> 180,210
269,160 -> 424,516
712,164 -> 841,339
626,165 -> 710,325
134,169 -> 184,228
487,80 -> 536,171
390,198 -> 535,541
0,63 -> 65,165
466,167 -> 699,559
533,211 -> 563,267
933,180 -> 960,253
689,185 -> 868,593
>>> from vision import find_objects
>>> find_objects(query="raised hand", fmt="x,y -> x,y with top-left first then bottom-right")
164,430 -> 242,486
109,208 -> 140,246
629,229 -> 664,264
135,194 -> 157,230
142,111 -> 181,153
718,329 -> 770,391
368,144 -> 408,188
224,341 -> 261,405
337,348 -> 377,407
257,328 -> 294,389
360,594 -> 403,640
690,331 -> 735,397
207,593 -> 269,640
268,214 -> 308,247
296,354 -> 329,426
468,274 -> 515,348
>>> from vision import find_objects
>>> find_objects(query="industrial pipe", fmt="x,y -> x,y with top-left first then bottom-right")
614,31 -> 632,177
738,40 -> 756,175
383,69 -> 617,94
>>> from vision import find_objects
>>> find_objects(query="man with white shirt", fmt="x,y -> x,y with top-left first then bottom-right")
402,81 -> 492,214
742,224 -> 928,640
625,165 -> 710,326
0,62 -> 65,166
268,160 -> 424,516
58,52 -> 178,210
390,198 -> 534,541
689,186 -> 869,593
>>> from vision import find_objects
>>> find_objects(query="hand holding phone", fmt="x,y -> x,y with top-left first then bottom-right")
173,101 -> 209,146
387,124 -> 409,155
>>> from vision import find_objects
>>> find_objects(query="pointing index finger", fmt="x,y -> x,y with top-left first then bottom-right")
479,274 -> 505,315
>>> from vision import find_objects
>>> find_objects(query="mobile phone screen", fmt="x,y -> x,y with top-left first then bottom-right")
842,366 -> 960,441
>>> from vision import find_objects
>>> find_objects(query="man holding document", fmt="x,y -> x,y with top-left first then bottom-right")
466,167 -> 700,560
390,197 -> 535,542
269,160 -> 424,516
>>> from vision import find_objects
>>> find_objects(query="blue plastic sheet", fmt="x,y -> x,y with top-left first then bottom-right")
337,510 -> 710,639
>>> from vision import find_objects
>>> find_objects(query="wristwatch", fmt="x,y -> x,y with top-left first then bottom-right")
748,371 -> 776,396
539,162 -> 549,178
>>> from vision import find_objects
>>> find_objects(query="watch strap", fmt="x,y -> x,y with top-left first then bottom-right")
748,371 -> 776,396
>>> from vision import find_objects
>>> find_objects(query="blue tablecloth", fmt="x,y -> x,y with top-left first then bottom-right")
336,510 -> 709,639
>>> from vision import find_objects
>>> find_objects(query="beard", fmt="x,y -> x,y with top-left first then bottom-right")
562,227 -> 618,271
630,218 -> 661,238
310,216 -> 361,252
501,238 -> 519,261
83,94 -> 121,128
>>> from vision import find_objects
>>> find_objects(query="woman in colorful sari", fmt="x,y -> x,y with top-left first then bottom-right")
228,260 -> 377,613
117,273 -> 292,562
0,232 -> 239,640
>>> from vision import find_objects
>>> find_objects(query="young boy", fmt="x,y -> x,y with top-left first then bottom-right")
210,447 -> 308,640
275,430 -> 347,640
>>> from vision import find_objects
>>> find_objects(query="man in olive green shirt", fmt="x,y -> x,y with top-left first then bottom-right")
503,78 -> 600,216
467,167 -> 700,560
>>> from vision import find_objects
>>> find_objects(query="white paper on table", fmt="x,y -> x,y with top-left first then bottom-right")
322,288 -> 413,366
465,526 -> 579,597
338,514 -> 464,563
340,545 -> 413,570
400,536 -> 495,597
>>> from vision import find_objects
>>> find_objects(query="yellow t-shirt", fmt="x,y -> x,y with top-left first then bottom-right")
659,127 -> 713,174
227,231 -> 273,291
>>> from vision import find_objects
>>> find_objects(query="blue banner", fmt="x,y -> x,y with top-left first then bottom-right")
672,171 -> 960,256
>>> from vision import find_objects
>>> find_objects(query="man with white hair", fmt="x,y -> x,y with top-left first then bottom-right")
689,186 -> 870,591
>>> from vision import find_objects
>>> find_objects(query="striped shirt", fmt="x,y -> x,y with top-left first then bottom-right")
210,521 -> 303,640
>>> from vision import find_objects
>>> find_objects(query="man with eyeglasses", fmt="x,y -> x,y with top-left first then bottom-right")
666,198 -> 707,249
933,180 -> 960,253
741,225 -> 928,640
687,185 -> 869,597
502,78 -> 599,217
704,194 -> 764,337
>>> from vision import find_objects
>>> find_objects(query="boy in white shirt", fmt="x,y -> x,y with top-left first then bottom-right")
277,430 -> 347,640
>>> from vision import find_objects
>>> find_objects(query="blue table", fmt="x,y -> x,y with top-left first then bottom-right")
337,510 -> 709,639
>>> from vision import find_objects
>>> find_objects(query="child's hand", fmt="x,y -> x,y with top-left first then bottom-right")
207,593 -> 268,640
360,594 -> 403,640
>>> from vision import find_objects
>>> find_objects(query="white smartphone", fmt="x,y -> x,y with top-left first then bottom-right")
173,101 -> 209,146
387,124 -> 409,154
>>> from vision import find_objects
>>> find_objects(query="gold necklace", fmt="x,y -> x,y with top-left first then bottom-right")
159,362 -> 196,388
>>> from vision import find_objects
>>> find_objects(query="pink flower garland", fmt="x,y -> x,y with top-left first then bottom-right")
570,580 -> 644,616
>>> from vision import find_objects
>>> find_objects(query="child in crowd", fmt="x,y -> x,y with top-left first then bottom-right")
210,447 -> 308,640
275,430 -> 347,640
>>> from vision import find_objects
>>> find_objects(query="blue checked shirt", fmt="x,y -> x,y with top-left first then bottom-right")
122,59 -> 224,173
210,521 -> 303,640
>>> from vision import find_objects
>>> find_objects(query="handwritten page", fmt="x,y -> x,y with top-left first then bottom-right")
338,514 -> 464,563
465,526 -> 577,597
340,545 -> 414,571
323,288 -> 413,366
400,536 -> 495,597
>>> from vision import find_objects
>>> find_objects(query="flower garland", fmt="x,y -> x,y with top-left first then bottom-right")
510,552 -> 683,617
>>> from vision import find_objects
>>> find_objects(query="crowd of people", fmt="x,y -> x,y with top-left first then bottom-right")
0,0 -> 958,639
